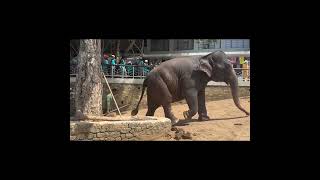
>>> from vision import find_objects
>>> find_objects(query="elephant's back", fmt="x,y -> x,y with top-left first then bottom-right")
148,57 -> 195,101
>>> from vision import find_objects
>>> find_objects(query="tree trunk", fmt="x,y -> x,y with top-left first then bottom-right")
75,39 -> 103,116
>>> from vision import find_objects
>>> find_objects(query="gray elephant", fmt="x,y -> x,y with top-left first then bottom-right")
131,50 -> 250,125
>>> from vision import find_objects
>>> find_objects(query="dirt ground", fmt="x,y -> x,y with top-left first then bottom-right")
122,96 -> 250,141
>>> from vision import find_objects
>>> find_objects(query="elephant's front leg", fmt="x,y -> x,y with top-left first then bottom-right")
163,103 -> 178,125
183,88 -> 199,120
197,88 -> 210,121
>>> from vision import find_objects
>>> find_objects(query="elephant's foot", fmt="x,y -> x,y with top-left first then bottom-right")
165,113 -> 179,125
198,114 -> 210,121
183,111 -> 192,120
170,116 -> 179,126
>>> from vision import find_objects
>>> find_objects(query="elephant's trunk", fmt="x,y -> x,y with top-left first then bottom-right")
229,74 -> 250,116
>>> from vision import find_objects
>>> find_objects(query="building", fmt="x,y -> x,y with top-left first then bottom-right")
142,39 -> 250,59
70,39 -> 250,60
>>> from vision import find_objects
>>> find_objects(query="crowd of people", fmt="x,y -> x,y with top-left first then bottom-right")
71,53 -> 249,80
101,53 -> 151,78
228,56 -> 250,81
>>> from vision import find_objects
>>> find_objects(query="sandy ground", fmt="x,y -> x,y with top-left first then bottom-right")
122,96 -> 250,141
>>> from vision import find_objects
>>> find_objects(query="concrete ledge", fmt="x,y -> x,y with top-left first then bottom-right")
70,77 -> 249,86
207,81 -> 250,86
70,116 -> 172,141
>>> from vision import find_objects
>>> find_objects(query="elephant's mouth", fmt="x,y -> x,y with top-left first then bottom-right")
224,79 -> 230,85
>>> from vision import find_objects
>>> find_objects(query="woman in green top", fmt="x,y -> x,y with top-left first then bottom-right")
119,58 -> 127,77
126,61 -> 133,76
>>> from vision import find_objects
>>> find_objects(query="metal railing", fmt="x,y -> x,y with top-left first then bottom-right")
70,64 -> 152,79
101,64 -> 151,79
71,64 -> 250,81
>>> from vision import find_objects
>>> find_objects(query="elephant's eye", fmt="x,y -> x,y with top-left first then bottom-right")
216,63 -> 224,69
225,63 -> 232,69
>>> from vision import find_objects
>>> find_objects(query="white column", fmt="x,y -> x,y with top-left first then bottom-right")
169,39 -> 175,52
145,39 -> 151,53
194,39 -> 199,50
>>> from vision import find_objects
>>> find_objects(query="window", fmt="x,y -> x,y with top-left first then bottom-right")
243,40 -> 250,48
198,39 -> 221,49
143,39 -> 147,47
151,39 -> 169,51
225,39 -> 250,49
175,39 -> 194,50
231,40 -> 244,48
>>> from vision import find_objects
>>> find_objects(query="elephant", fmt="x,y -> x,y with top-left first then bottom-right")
131,50 -> 250,125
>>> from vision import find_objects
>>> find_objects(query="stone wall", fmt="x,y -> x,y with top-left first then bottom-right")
70,117 -> 171,141
70,78 -> 250,116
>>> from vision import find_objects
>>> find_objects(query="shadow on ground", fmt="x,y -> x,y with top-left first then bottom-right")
174,115 -> 249,126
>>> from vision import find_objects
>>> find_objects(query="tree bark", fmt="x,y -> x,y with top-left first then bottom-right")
75,39 -> 103,116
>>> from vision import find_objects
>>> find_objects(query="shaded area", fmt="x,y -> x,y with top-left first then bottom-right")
174,115 -> 249,126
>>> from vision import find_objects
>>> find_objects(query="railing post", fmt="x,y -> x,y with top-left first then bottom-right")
142,65 -> 145,77
111,65 -> 114,78
133,66 -> 135,79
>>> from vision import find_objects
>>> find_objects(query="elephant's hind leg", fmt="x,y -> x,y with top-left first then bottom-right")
163,103 -> 178,125
146,103 -> 160,116
150,77 -> 178,124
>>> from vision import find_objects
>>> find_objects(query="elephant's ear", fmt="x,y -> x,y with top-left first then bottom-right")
198,58 -> 213,77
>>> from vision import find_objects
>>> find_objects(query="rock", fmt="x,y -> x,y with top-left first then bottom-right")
174,131 -> 183,140
126,133 -> 133,138
128,123 -> 137,128
87,133 -> 95,139
97,133 -> 104,138
74,110 -> 88,120
171,127 -> 178,131
106,112 -> 116,117
166,131 -> 176,139
70,136 -> 76,140
89,126 -> 98,133
182,132 -> 192,139
120,128 -> 131,134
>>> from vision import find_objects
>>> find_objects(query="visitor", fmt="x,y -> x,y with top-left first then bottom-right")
106,89 -> 117,114
126,61 -> 133,76
242,58 -> 249,81
143,60 -> 150,76
119,58 -> 127,77
102,53 -> 109,74
239,56 -> 245,69
235,57 -> 241,77
110,55 -> 116,77
138,58 -> 145,77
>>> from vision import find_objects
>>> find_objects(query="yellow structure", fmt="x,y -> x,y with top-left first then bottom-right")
241,57 -> 249,81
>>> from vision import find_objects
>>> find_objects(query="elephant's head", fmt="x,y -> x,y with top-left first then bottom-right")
197,51 -> 250,115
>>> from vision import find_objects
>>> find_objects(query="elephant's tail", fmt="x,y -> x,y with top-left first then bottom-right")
131,77 -> 148,116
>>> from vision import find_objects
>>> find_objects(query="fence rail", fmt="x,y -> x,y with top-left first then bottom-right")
70,64 -> 250,81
